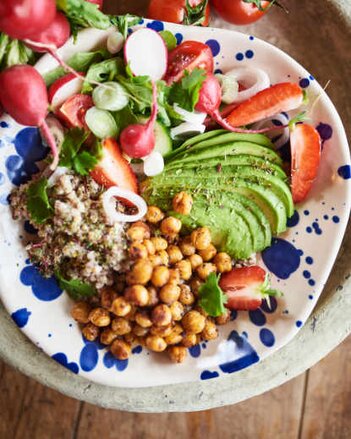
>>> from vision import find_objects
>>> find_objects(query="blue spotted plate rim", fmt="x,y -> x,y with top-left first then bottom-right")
0,20 -> 350,388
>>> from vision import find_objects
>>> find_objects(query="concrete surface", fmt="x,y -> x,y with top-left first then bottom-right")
0,0 -> 350,412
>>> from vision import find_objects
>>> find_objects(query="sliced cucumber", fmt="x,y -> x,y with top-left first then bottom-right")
138,117 -> 172,157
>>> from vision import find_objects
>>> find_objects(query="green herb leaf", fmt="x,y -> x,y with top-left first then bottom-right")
159,30 -> 177,51
185,0 -> 209,26
26,178 -> 53,225
59,128 -> 100,175
114,105 -> 139,136
110,14 -> 141,40
0,33 -> 35,71
55,271 -> 96,300
82,57 -> 125,93
169,68 -> 207,112
198,273 -> 227,317
56,0 -> 111,31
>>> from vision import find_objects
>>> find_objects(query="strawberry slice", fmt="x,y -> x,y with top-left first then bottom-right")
219,266 -> 279,311
226,82 -> 304,127
90,138 -> 138,194
291,123 -> 321,203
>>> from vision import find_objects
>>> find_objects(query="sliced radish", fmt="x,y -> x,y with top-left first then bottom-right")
124,28 -> 167,81
143,151 -> 164,177
171,122 -> 206,139
225,67 -> 270,104
173,104 -> 207,125
48,73 -> 84,110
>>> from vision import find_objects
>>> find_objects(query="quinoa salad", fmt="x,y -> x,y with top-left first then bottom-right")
3,16 -> 324,364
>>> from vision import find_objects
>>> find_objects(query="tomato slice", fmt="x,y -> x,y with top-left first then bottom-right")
165,40 -> 214,84
211,0 -> 271,25
56,94 -> 93,128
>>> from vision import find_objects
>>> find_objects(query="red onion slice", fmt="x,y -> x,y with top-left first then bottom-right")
225,67 -> 270,104
102,187 -> 147,224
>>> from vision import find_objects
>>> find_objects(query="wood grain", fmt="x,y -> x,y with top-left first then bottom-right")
300,336 -> 351,439
104,0 -> 149,16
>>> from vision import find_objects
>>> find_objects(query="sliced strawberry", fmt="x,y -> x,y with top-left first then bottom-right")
56,94 -> 93,128
219,266 -> 272,311
90,138 -> 138,194
226,82 -> 304,127
291,123 -> 321,203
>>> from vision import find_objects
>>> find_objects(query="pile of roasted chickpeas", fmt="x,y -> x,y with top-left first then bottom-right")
71,192 -> 234,364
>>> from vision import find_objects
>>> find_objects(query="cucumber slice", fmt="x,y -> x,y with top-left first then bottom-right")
138,117 -> 172,157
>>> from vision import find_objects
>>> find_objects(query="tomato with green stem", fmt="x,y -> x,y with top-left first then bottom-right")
148,0 -> 210,26
211,0 -> 275,25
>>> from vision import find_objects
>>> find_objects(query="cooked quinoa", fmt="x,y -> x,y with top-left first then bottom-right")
10,173 -> 128,289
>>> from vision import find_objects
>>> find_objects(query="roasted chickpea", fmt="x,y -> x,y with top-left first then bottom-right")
175,259 -> 192,280
215,309 -> 231,325
135,311 -> 153,328
146,335 -> 167,352
151,265 -> 170,287
111,317 -> 132,335
168,268 -> 181,285
111,297 -> 132,317
165,332 -> 183,345
127,260 -> 153,285
179,237 -> 196,256
71,301 -> 91,324
147,286 -> 159,307
168,346 -> 187,363
146,205 -> 165,224
127,222 -> 150,241
110,339 -> 131,360
214,252 -> 232,273
190,277 -> 203,296
151,237 -> 168,251
202,319 -> 218,341
133,324 -> 149,337
182,332 -> 197,348
142,239 -> 156,256
181,310 -> 206,334
125,285 -> 149,307
158,250 -> 169,266
129,242 -> 148,260
100,328 -> 118,345
188,254 -> 203,271
149,254 -> 162,267
199,244 -> 217,262
82,323 -> 100,342
160,217 -> 182,236
114,274 -> 126,294
100,288 -> 118,310
196,263 -> 217,280
170,301 -> 184,321
167,245 -> 183,264
151,304 -> 172,327
89,307 -> 111,327
150,324 -> 173,337
172,192 -> 193,215
125,305 -> 137,321
191,227 -> 212,250
195,305 -> 208,318
179,284 -> 195,306
124,332 -> 138,345
159,283 -> 181,305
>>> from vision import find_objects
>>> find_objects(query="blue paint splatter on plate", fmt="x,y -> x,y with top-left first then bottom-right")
11,308 -> 31,328
219,331 -> 259,373
262,238 -> 301,279
20,265 -> 62,301
259,328 -> 275,347
201,370 -> 219,380
52,353 -> 79,374
338,165 -> 351,179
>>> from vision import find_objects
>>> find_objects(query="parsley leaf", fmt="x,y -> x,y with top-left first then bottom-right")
82,57 -> 125,93
55,271 -> 96,300
56,0 -> 111,32
26,178 -> 53,225
198,273 -> 227,317
110,14 -> 141,40
169,68 -> 207,112
59,128 -> 101,175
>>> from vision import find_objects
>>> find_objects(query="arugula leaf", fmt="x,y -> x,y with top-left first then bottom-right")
117,75 -> 153,114
110,14 -> 141,40
198,273 -> 227,317
169,68 -> 207,112
59,128 -> 100,175
56,0 -> 111,32
114,105 -> 138,136
43,49 -> 109,86
55,271 -> 96,300
82,57 -> 125,93
26,178 -> 53,225
159,30 -> 177,51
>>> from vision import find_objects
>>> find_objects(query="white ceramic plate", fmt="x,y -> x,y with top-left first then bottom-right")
0,20 -> 350,388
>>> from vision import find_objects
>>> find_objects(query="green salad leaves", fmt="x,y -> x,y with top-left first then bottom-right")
169,68 -> 207,112
55,271 -> 96,299
26,178 -> 54,225
198,273 -> 227,317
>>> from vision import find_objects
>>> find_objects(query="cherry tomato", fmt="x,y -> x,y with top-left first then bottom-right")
56,94 -> 93,128
165,41 -> 214,84
148,0 -> 210,26
211,0 -> 271,25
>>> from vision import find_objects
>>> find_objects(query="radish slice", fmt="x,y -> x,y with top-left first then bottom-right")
252,113 -> 290,149
107,32 -> 124,54
124,28 -> 167,81
143,151 -> 164,177
102,187 -> 147,224
48,73 -> 83,110
225,67 -> 270,104
173,104 -> 207,125
171,122 -> 206,139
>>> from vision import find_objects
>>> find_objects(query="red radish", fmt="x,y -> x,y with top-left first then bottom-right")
49,73 -> 84,110
86,0 -> 104,9
290,123 -> 321,203
219,266 -> 277,311
25,13 -> 71,53
124,28 -> 168,81
56,94 -> 93,128
90,138 -> 138,194
0,0 -> 56,41
226,82 -> 304,127
0,65 -> 58,169
120,82 -> 158,159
